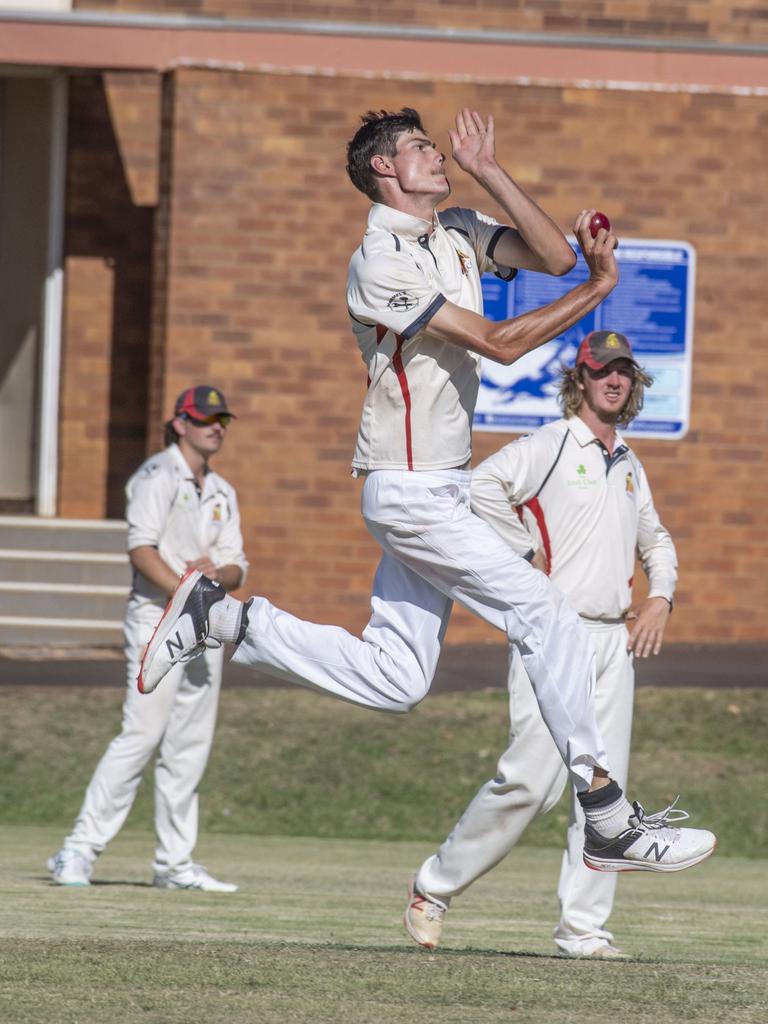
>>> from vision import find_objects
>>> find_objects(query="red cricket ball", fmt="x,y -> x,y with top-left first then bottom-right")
589,212 -> 611,238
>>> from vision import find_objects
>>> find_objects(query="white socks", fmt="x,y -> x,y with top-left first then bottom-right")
583,793 -> 635,838
578,779 -> 635,838
208,594 -> 245,643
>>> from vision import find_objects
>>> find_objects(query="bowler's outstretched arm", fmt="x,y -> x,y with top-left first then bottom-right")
449,108 -> 575,277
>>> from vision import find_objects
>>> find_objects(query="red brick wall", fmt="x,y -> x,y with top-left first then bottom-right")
59,256 -> 114,518
72,1 -> 768,44
125,67 -> 765,643
59,73 -> 159,518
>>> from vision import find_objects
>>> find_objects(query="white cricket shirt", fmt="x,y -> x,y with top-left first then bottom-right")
347,203 -> 515,471
125,444 -> 248,608
470,416 -> 677,620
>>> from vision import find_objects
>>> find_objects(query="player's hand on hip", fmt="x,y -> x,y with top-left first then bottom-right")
626,596 -> 672,658
574,209 -> 619,295
448,108 -> 496,177
530,548 -> 547,573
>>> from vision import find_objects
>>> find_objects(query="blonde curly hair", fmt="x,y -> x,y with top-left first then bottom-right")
557,361 -> 653,427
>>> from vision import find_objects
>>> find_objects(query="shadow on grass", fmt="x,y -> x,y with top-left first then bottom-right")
36,876 -> 153,889
218,937 -> 568,961
212,938 -> 653,966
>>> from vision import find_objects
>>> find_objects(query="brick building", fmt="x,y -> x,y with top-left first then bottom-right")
0,1 -> 766,646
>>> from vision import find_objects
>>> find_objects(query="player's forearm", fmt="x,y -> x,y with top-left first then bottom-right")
129,546 -> 180,597
484,276 -> 614,365
644,558 -> 677,606
639,517 -> 677,604
214,563 -> 244,593
472,161 -> 575,276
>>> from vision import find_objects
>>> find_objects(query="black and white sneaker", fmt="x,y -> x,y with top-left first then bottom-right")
138,569 -> 225,694
583,798 -> 716,873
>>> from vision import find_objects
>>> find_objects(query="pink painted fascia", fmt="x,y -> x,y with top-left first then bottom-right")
0,20 -> 766,92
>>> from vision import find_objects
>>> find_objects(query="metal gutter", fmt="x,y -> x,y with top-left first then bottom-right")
0,10 -> 766,57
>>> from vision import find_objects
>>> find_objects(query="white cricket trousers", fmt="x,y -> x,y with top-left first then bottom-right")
64,602 -> 224,875
233,469 -> 608,789
415,620 -> 634,955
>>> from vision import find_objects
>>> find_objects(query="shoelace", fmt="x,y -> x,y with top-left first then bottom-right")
629,797 -> 689,843
57,849 -> 88,865
162,863 -> 208,887
178,635 -> 222,663
412,895 -> 446,923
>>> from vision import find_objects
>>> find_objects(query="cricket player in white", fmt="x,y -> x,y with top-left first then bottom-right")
138,108 -> 715,890
408,331 -> 678,955
49,386 -> 247,890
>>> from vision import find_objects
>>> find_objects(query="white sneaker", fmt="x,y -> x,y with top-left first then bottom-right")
403,877 -> 447,949
48,848 -> 92,886
558,942 -> 628,959
583,798 -> 716,873
588,943 -> 628,959
138,569 -> 225,694
153,864 -> 238,893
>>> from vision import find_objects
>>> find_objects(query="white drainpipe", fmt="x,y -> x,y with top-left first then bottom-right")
36,71 -> 67,518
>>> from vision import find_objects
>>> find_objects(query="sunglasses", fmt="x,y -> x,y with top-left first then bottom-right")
584,363 -> 635,381
180,412 -> 232,428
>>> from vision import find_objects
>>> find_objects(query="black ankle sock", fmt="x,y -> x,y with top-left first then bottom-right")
578,779 -> 623,809
235,599 -> 252,647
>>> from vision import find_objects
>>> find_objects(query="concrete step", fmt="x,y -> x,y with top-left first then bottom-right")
0,549 -> 131,586
0,582 -> 128,621
0,515 -> 128,554
0,616 -> 123,647
0,517 -> 131,648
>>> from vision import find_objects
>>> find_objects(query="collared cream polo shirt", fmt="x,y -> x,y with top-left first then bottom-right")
347,203 -> 515,472
471,416 -> 677,620
125,444 -> 248,608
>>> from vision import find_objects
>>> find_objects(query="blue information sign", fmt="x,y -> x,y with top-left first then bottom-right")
475,239 -> 695,439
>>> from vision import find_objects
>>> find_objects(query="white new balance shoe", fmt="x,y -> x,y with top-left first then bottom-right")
404,877 -> 448,948
583,798 -> 716,873
138,569 -> 226,694
153,864 -> 238,893
47,848 -> 92,886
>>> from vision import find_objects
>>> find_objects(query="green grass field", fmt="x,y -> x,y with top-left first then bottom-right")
2,685 -> 766,854
1,829 -> 766,1024
0,684 -> 766,1022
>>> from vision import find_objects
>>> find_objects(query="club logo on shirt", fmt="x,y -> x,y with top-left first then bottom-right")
626,472 -> 634,494
455,248 -> 473,276
569,463 -> 596,489
387,290 -> 419,312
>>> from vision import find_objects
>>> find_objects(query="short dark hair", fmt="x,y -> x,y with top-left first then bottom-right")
346,107 -> 426,200
164,419 -> 180,447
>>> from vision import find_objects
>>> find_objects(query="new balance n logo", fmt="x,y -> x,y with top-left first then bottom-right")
644,841 -> 670,862
166,632 -> 185,658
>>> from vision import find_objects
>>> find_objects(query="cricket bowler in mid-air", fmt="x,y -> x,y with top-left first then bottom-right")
138,107 -> 716,883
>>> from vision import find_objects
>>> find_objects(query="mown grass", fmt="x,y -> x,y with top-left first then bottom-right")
1,684 -> 766,1023
1,829 -> 766,1024
1,685 -> 766,855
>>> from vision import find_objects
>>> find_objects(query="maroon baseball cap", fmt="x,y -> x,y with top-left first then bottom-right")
174,385 -> 235,421
576,331 -> 638,370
